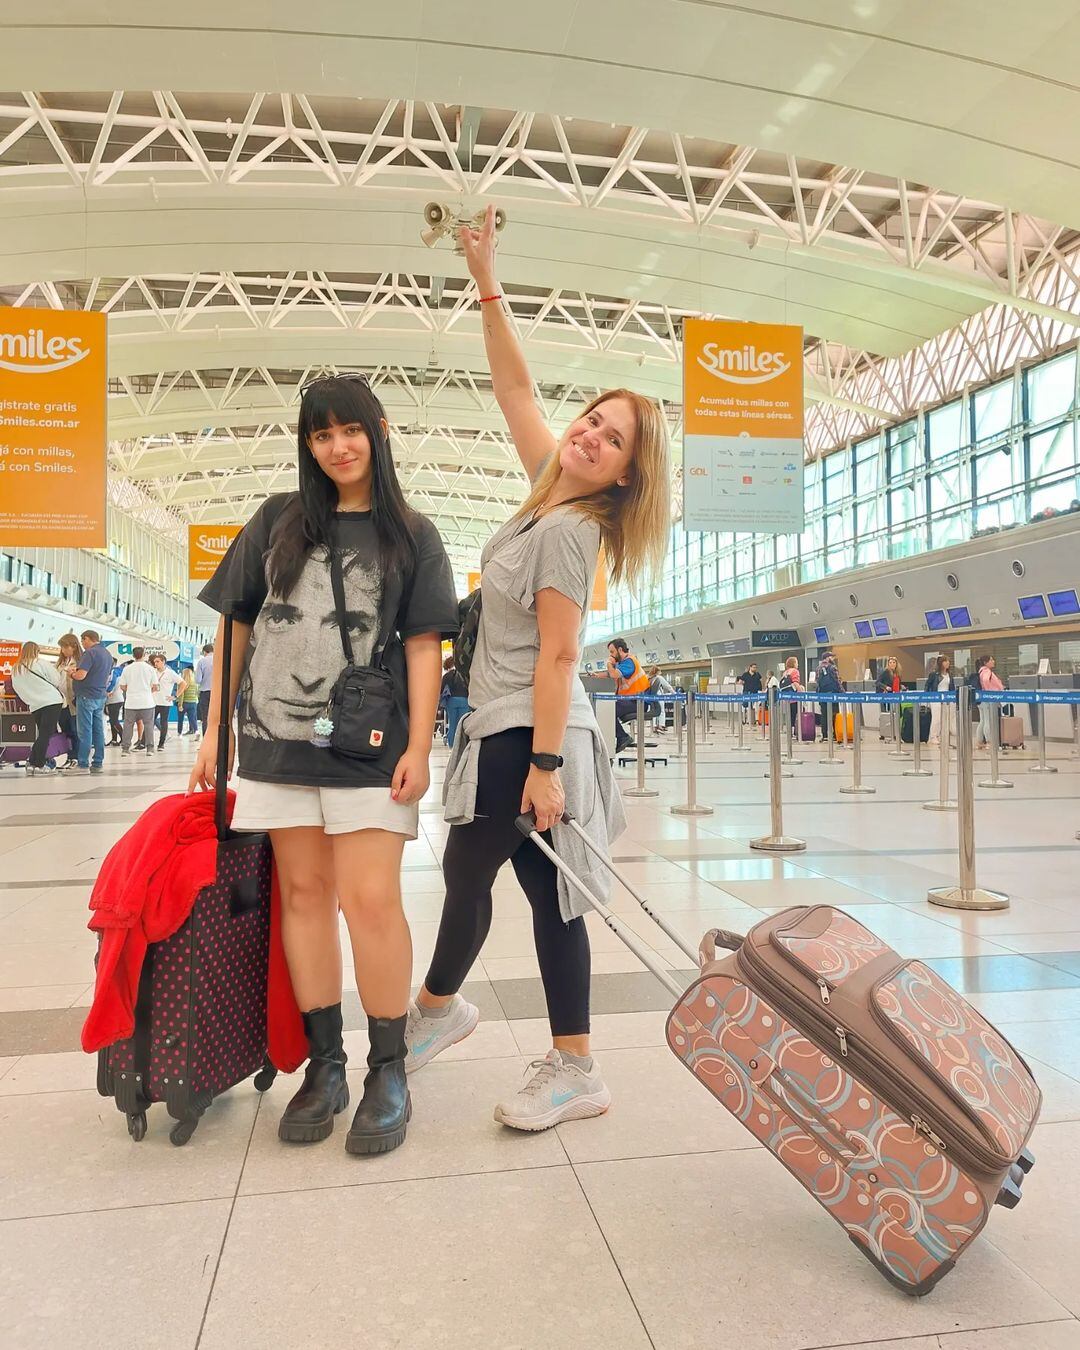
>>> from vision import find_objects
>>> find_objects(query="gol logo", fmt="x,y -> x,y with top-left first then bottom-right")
697,342 -> 791,385
0,329 -> 90,374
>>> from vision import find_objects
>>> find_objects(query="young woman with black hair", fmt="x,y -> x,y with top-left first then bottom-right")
189,375 -> 458,1155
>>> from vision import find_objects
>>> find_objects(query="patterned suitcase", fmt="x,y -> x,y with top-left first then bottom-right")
95,617 -> 278,1144
515,813 -> 1041,1297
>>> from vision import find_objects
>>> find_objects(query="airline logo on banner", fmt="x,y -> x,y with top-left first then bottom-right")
682,318 -> 804,535
189,524 -> 242,581
0,307 -> 107,548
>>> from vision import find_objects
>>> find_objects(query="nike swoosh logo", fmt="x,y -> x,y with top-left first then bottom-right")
411,1035 -> 437,1055
551,1089 -> 578,1106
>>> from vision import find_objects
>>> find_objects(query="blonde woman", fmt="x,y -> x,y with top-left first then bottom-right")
11,642 -> 65,775
406,204 -> 671,1130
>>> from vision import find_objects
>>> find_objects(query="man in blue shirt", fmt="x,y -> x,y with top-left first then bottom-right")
194,643 -> 214,736
70,630 -> 115,773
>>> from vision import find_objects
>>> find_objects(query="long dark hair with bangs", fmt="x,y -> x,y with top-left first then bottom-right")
267,376 -> 418,597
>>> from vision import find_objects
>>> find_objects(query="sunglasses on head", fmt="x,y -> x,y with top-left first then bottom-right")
298,372 -> 372,400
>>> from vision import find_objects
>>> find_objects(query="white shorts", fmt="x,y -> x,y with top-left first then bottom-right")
231,777 -> 419,839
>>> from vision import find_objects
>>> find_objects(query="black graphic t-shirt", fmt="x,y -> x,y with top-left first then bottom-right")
198,493 -> 459,787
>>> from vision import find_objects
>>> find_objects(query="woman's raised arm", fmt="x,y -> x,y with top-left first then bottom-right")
459,204 -> 556,481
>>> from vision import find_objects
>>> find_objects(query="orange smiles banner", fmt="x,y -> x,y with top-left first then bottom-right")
682,318 -> 804,534
0,308 -> 108,547
189,524 -> 243,581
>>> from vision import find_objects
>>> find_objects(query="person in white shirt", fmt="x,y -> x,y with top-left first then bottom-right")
11,641 -> 65,775
149,654 -> 182,752
118,649 -> 157,757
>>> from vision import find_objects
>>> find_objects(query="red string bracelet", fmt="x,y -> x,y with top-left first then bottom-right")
478,294 -> 502,303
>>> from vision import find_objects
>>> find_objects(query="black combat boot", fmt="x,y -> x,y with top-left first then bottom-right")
277,1003 -> 349,1144
344,1014 -> 410,1155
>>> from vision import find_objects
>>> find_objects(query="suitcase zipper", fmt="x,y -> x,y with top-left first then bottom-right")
734,943 -> 1009,1176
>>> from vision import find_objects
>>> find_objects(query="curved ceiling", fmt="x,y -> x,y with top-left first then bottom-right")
2,3 -> 1080,571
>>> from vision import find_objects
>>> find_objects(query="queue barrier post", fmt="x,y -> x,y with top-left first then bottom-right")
764,694 -> 793,779
903,695 -> 932,778
1029,696 -> 1058,774
751,687 -> 805,853
889,703 -> 910,759
978,700 -> 1013,790
840,695 -> 875,796
929,683 -> 1009,911
781,695 -> 803,766
674,698 -> 684,760
924,696 -> 958,812
821,694 -> 844,767
623,697 -> 659,799
736,701 -> 746,751
672,691 -> 714,818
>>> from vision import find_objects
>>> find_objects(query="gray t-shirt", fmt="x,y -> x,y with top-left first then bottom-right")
468,505 -> 600,715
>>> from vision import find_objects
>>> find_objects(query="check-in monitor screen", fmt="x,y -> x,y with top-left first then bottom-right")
1048,588 -> 1080,617
872,618 -> 891,637
1018,594 -> 1048,620
854,620 -> 873,639
813,627 -> 829,644
947,606 -> 972,628
925,610 -> 947,632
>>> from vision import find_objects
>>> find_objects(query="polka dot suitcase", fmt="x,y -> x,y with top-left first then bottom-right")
516,811 -> 1042,1297
97,620 -> 278,1145
97,832 -> 277,1145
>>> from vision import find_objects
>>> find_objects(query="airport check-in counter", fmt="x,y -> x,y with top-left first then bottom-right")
1039,674 -> 1075,741
583,675 -> 619,756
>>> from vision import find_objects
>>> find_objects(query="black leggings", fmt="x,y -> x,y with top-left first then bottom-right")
424,726 -> 591,1037
30,705 -> 60,769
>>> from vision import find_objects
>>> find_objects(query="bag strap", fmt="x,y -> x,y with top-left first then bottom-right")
330,545 -> 417,671
215,613 -> 233,842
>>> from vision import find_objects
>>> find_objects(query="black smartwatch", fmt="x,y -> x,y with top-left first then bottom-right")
529,752 -> 564,772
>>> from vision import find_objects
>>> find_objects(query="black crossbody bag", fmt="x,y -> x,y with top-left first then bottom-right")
323,550 -> 410,762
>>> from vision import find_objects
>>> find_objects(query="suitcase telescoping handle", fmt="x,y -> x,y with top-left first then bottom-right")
514,810 -> 735,995
214,612 -> 235,842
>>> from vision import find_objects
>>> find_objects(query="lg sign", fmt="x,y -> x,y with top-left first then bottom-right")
0,329 -> 91,374
697,342 -> 792,385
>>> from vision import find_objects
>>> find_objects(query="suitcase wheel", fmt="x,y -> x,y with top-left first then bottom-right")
169,1119 -> 198,1147
1017,1146 -> 1035,1175
996,1169 -> 1024,1209
126,1111 -> 147,1142
253,1063 -> 277,1092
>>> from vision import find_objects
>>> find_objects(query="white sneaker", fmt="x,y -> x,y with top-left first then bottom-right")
404,995 -> 479,1074
493,1050 -> 612,1132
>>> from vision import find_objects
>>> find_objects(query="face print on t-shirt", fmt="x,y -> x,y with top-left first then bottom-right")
241,545 -> 382,742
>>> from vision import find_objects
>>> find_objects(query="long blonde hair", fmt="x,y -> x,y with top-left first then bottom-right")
16,641 -> 41,671
515,389 -> 671,588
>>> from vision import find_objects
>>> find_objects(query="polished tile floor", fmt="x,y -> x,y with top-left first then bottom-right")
1,722 -> 1079,1349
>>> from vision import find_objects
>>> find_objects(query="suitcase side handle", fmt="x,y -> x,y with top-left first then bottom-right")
699,928 -> 744,968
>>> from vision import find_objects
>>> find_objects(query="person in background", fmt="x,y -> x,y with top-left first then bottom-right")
605,637 -> 651,753
150,654 -> 183,752
738,662 -> 763,723
55,633 -> 82,769
11,641 -> 65,776
645,664 -> 683,731
105,663 -> 125,746
924,655 -> 953,746
195,643 -> 214,735
778,655 -> 802,733
876,655 -> 902,694
976,654 -> 1005,749
816,651 -> 843,741
440,654 -> 471,749
69,630 -> 114,775
176,664 -> 200,736
118,648 -> 157,759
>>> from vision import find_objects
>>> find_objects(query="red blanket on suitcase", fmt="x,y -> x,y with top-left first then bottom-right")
81,791 -> 306,1071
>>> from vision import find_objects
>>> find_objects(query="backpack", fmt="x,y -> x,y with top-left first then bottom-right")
453,589 -> 482,691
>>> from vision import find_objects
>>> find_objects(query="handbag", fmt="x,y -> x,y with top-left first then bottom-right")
321,550 -> 409,762
453,589 -> 482,691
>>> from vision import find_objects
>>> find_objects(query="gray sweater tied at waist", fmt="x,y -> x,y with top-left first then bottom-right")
442,690 -> 627,923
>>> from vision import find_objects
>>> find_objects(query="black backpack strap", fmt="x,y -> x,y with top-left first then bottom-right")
329,548 -> 355,665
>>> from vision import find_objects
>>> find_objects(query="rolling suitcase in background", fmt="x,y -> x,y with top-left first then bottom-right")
833,711 -> 855,743
799,710 -> 817,742
515,811 -> 1041,1297
94,617 -> 278,1143
1000,713 -> 1025,749
900,705 -> 932,743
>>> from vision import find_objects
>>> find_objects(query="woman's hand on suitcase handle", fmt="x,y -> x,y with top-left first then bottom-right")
187,724 -> 234,796
521,765 -> 565,835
